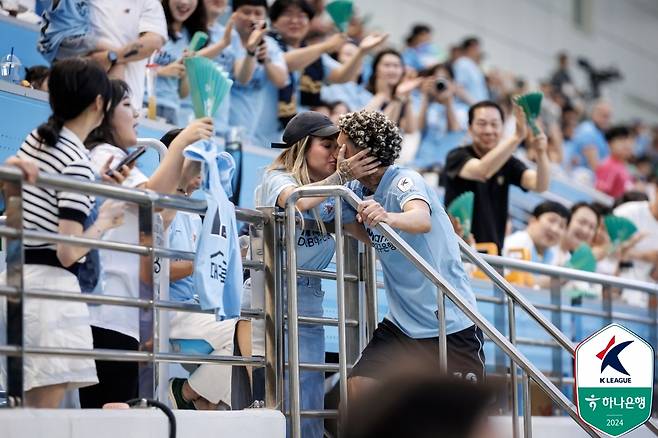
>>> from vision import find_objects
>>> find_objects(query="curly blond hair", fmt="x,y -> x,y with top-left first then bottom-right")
337,110 -> 402,166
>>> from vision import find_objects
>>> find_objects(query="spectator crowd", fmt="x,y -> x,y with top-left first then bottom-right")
0,1 -> 657,434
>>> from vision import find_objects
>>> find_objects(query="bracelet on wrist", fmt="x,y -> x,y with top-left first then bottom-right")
246,49 -> 256,57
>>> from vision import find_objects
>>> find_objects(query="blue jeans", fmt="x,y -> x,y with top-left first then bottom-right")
285,276 -> 325,438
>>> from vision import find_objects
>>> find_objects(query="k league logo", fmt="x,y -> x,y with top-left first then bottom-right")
575,324 -> 654,436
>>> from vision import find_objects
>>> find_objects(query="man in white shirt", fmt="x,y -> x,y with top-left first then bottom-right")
452,37 -> 489,105
503,201 -> 570,266
614,186 -> 658,306
88,0 -> 168,109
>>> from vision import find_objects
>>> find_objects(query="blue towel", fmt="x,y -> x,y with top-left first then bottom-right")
184,139 -> 242,320
38,0 -> 97,62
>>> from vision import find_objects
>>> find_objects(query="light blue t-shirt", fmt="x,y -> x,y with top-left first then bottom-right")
151,29 -> 190,125
342,165 -> 477,338
168,211 -> 203,303
571,120 -> 609,169
255,169 -> 336,270
179,21 -> 237,131
321,81 -> 373,111
452,56 -> 489,104
228,34 -> 288,146
415,100 -> 468,166
255,53 -> 340,147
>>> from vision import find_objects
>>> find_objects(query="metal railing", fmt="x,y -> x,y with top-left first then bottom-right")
459,244 -> 658,436
1,163 -> 655,437
0,164 -> 268,406
280,185 -> 608,438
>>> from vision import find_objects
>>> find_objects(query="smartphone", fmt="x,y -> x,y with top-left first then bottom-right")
106,146 -> 146,175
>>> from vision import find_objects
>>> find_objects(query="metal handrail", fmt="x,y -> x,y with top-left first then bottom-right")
284,185 -> 602,438
0,165 -> 267,223
0,163 -> 267,406
478,253 -> 658,294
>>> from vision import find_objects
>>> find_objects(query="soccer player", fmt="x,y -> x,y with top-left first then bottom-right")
336,110 -> 485,399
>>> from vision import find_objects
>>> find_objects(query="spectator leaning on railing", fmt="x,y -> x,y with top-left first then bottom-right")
158,129 -> 253,411
79,79 -> 214,408
336,110 -> 484,399
0,58 -> 125,408
443,100 -> 550,254
255,111 -> 379,438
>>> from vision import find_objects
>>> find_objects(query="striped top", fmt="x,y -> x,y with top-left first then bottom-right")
16,127 -> 95,272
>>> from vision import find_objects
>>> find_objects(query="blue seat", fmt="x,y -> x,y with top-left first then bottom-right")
170,338 -> 214,372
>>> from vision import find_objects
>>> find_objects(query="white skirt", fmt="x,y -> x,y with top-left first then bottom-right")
0,265 -> 98,392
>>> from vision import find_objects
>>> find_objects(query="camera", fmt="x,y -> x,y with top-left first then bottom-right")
435,77 -> 449,93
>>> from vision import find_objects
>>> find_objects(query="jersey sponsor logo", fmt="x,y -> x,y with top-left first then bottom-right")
297,229 -> 333,248
367,228 -> 397,253
397,177 -> 413,192
209,211 -> 228,283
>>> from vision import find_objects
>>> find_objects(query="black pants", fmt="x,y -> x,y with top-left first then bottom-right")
350,319 -> 486,383
79,326 -> 139,408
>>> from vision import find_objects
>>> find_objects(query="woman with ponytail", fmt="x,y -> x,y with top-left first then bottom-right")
1,58 -> 126,408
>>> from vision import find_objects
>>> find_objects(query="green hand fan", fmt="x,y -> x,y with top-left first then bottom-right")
565,243 -> 597,272
184,56 -> 233,118
326,0 -> 353,32
604,215 -> 638,246
447,191 -> 474,237
514,92 -> 543,135
188,31 -> 209,51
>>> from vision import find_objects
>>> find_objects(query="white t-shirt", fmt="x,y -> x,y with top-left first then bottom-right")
90,0 -> 168,109
88,144 -> 149,340
614,201 -> 658,307
503,230 -> 556,264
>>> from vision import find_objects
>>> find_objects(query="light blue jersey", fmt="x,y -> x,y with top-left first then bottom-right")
255,169 -> 336,270
343,165 -> 477,338
321,81 -> 373,111
228,34 -> 288,146
571,120 -> 609,169
452,56 -> 489,104
151,29 -> 190,125
255,53 -> 340,147
168,211 -> 203,303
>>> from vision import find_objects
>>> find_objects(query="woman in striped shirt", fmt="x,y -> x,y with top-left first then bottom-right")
1,58 -> 125,408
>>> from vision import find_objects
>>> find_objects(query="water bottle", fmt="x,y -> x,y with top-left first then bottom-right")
0,53 -> 22,84
225,127 -> 243,205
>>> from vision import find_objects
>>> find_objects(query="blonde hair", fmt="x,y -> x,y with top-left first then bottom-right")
268,136 -> 327,234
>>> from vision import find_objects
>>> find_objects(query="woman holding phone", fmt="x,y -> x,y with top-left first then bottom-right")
79,79 -> 214,407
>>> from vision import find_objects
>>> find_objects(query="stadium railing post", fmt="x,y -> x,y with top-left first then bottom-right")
508,297 -> 519,438
436,285 -> 447,374
523,371 -> 533,437
5,192 -> 24,407
262,207 -> 285,410
137,200 -> 157,399
334,197 -> 349,411
363,246 -> 378,346
549,276 -> 564,414
284,200 -> 302,438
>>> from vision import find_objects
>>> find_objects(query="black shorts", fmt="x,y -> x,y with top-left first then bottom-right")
350,319 -> 486,383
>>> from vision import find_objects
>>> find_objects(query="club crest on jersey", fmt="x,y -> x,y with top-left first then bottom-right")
397,177 -> 413,192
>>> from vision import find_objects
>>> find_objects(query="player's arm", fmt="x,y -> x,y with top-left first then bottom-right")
357,198 -> 431,234
344,222 -> 371,244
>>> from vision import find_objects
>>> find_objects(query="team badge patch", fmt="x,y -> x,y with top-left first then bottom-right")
397,177 -> 413,192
